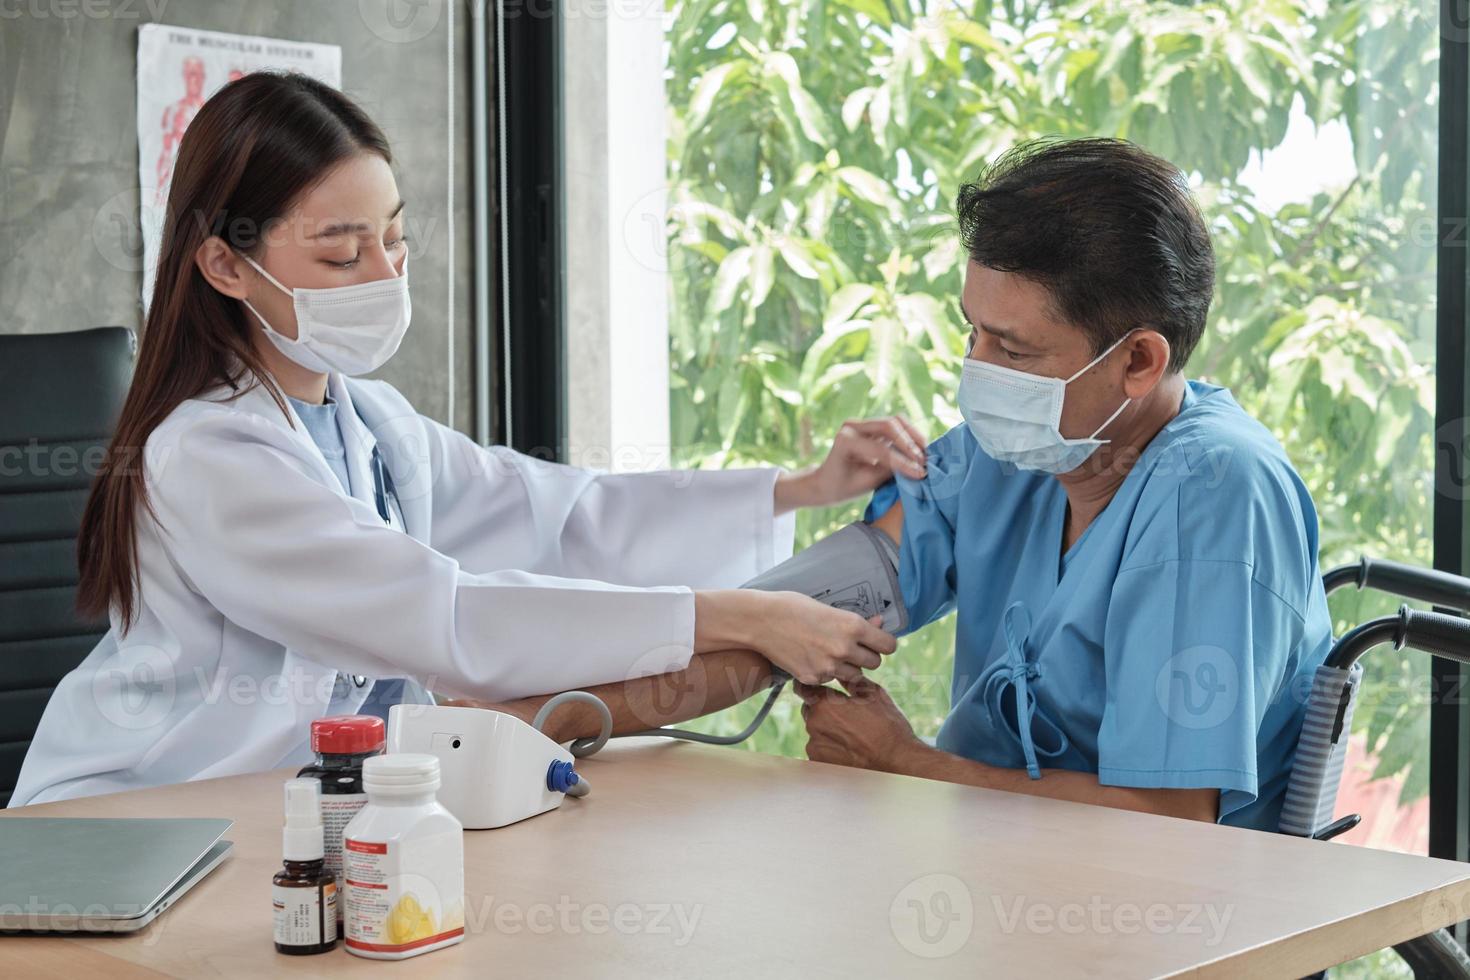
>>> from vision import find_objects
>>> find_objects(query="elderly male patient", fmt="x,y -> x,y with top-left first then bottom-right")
463,138 -> 1333,831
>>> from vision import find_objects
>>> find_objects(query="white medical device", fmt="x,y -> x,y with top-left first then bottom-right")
386,702 -> 599,829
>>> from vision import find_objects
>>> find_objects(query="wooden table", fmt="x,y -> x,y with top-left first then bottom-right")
3,738 -> 1468,978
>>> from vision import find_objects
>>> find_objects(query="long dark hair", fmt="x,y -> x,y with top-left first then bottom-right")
77,72 -> 393,628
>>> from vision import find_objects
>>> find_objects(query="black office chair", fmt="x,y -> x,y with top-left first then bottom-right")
0,327 -> 134,807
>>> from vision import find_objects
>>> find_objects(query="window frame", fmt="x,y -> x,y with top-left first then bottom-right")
1432,0 -> 1470,910
492,0 -> 565,459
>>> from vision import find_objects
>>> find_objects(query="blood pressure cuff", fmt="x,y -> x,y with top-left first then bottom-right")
740,521 -> 908,635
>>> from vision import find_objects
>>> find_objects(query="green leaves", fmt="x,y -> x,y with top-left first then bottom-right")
705,245 -> 754,319
776,236 -> 820,280
823,282 -> 877,330
747,243 -> 777,311
835,166 -> 901,215
687,62 -> 742,131
764,51 -> 834,146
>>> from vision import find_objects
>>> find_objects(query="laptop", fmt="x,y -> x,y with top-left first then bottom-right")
0,817 -> 234,933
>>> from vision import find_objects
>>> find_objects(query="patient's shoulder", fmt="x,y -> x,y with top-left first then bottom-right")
1131,380 -> 1319,581
1143,381 -> 1303,496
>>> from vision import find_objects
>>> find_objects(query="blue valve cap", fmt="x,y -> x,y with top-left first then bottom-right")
546,759 -> 580,793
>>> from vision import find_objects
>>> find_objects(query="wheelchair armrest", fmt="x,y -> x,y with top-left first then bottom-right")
1312,813 -> 1361,841
1324,556 -> 1470,613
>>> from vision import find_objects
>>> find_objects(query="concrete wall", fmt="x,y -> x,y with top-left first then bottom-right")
0,0 -> 477,432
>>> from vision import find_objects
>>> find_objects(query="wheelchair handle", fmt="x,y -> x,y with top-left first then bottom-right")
1399,607 -> 1470,665
1327,605 -> 1470,670
1322,556 -> 1470,613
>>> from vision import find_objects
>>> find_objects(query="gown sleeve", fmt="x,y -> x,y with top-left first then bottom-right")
419,416 -> 796,589
861,424 -> 975,636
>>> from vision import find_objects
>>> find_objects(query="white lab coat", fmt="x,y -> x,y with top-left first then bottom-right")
12,372 -> 794,806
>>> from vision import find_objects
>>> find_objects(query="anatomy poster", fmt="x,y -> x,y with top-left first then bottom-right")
136,24 -> 341,308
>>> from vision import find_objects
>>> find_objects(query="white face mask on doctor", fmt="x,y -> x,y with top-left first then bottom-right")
237,252 -> 411,376
959,330 -> 1135,474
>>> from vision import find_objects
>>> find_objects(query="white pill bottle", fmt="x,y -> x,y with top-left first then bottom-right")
342,753 -> 465,959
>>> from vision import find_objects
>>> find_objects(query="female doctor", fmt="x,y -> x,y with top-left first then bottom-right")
11,72 -> 927,807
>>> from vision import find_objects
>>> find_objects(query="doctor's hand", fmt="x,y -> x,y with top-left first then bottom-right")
774,416 -> 927,514
796,677 -> 921,773
755,601 -> 897,686
697,591 -> 896,686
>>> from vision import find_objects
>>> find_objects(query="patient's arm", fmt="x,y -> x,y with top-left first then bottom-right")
798,679 -> 1220,822
893,744 -> 1220,821
869,498 -> 904,546
442,649 -> 777,744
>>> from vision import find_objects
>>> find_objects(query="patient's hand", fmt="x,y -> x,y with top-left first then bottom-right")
797,677 -> 921,773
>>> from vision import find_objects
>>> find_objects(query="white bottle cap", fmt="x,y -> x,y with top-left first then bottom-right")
282,777 -> 325,861
363,752 -> 441,797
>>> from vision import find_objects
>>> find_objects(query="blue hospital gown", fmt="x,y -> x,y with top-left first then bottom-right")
864,380 -> 1333,830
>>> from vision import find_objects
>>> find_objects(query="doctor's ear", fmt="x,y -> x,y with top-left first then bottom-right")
1119,329 -> 1172,399
194,236 -> 252,300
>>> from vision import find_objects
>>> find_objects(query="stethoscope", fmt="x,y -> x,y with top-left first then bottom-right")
369,444 -> 399,528
351,446 -> 400,692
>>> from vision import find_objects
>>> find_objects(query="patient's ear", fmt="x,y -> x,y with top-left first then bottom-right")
1120,329 -> 1171,399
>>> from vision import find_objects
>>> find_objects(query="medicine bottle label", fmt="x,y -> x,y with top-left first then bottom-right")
273,882 -> 337,948
344,832 -> 464,958
319,793 -> 367,917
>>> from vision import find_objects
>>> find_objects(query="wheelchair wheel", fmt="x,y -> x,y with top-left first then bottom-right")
1392,928 -> 1470,979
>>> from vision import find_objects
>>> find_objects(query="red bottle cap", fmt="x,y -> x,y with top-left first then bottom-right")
310,715 -> 385,755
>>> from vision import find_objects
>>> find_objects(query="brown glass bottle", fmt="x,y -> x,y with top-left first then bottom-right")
273,857 -> 338,955
275,779 -> 337,955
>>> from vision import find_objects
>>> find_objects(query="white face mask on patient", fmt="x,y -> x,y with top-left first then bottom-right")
237,252 -> 412,376
958,331 -> 1134,474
